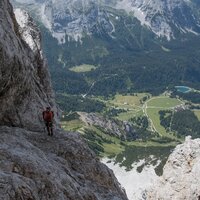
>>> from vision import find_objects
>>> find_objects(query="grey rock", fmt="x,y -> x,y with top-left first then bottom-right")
145,136 -> 200,200
79,112 -> 125,138
32,0 -> 115,43
0,126 -> 128,200
0,0 -> 57,131
78,112 -> 137,140
12,0 -> 200,42
116,0 -> 200,39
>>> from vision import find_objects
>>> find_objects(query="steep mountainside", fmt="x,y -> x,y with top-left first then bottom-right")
116,0 -> 200,40
12,0 -> 200,41
0,0 -> 56,131
11,0 -> 200,97
0,0 -> 128,199
145,136 -> 200,199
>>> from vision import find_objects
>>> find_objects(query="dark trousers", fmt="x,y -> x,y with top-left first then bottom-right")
45,121 -> 53,136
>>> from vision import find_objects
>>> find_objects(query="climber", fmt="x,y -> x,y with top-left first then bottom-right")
42,107 -> 54,136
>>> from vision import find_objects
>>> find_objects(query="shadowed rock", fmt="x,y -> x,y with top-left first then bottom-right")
0,0 -> 56,131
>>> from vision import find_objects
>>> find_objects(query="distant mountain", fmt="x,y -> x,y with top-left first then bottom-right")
12,0 -> 200,42
116,0 -> 200,40
11,0 -> 200,96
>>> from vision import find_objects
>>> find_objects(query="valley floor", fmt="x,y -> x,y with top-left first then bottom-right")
61,87 -> 200,158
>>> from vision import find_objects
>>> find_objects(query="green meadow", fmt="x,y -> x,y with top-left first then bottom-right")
147,97 -> 182,108
146,96 -> 182,137
69,64 -> 97,72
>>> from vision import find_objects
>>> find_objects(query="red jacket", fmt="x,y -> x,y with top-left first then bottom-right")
43,111 -> 54,122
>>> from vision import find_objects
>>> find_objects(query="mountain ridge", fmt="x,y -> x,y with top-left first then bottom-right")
12,0 -> 200,42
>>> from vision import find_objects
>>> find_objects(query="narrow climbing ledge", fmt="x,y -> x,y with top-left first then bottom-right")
0,126 -> 127,200
145,136 -> 200,200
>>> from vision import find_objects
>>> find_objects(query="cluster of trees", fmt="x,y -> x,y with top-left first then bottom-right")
82,129 -> 104,155
104,108 -> 127,117
159,109 -> 200,138
159,110 -> 173,131
171,91 -> 200,104
171,110 -> 200,138
56,94 -> 106,113
130,127 -> 154,142
130,116 -> 149,129
127,116 -> 155,142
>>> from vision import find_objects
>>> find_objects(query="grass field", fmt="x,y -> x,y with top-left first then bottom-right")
69,64 -> 97,72
147,108 -> 168,135
62,121 -> 124,156
109,94 -> 149,107
105,94 -> 150,121
147,97 -> 182,108
116,109 -> 143,121
84,126 -> 125,156
61,119 -> 85,131
108,95 -> 183,135
61,113 -> 179,157
103,143 -> 124,156
146,96 -> 182,137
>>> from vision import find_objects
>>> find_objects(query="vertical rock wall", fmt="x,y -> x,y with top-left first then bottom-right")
0,0 -> 57,131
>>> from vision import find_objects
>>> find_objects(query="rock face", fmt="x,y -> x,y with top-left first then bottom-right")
0,126 -> 127,200
0,0 -> 56,131
14,8 -> 43,58
39,0 -> 114,43
78,112 -> 137,140
79,112 -> 124,138
116,0 -> 200,40
145,136 -> 200,200
0,1 -> 128,199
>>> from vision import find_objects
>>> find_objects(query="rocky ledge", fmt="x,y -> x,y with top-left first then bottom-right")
0,126 -> 127,200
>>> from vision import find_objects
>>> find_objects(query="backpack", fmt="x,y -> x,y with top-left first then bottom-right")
43,111 -> 54,122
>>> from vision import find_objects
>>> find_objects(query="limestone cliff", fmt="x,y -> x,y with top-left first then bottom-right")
145,136 -> 200,200
0,0 -> 56,131
0,0 -> 128,199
